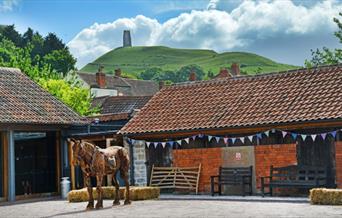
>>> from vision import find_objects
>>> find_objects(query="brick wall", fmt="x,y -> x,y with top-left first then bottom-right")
173,148 -> 223,193
254,144 -> 297,190
335,141 -> 342,188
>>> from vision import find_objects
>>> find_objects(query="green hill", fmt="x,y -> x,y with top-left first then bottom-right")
81,46 -> 298,78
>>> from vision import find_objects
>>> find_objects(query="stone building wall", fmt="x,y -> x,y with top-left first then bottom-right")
123,138 -> 147,186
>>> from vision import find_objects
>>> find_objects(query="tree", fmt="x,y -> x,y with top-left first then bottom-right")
139,67 -> 162,80
176,65 -> 205,82
306,12 -> 342,66
1,24 -> 22,47
22,28 -> 34,47
43,32 -> 65,55
43,48 -> 76,76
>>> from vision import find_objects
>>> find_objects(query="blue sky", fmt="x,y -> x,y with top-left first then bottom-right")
1,0 -> 341,68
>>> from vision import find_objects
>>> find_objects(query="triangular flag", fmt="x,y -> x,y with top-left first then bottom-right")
271,129 -> 276,133
311,134 -> 317,141
215,137 -> 221,143
248,135 -> 254,142
154,143 -> 158,148
131,139 -> 136,144
184,138 -> 190,144
198,134 -> 204,138
240,137 -> 245,144
264,131 -> 270,137
169,141 -> 175,147
331,131 -> 337,138
176,140 -> 182,145
282,131 -> 288,138
192,135 -> 196,140
161,142 -> 166,148
256,133 -> 262,139
232,138 -> 236,144
321,133 -> 327,140
223,137 -> 228,144
291,133 -> 297,140
208,135 -> 213,142
146,142 -> 151,148
301,134 -> 307,141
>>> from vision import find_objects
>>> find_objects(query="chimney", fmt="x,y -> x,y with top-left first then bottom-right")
189,70 -> 196,81
159,81 -> 165,90
231,63 -> 240,76
96,66 -> 106,88
114,68 -> 122,77
215,68 -> 231,79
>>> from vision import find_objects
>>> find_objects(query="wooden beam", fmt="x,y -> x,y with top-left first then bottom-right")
125,120 -> 342,140
56,131 -> 61,194
2,132 -> 8,201
68,139 -> 76,190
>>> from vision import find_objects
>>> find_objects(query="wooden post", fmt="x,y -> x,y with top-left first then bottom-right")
106,138 -> 112,186
2,132 -> 8,201
68,139 -> 76,190
56,132 -> 61,194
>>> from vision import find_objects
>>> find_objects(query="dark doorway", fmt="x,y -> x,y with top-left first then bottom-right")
14,132 -> 57,195
0,132 -> 3,197
297,136 -> 336,187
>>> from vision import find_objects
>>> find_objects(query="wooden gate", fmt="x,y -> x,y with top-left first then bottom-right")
149,164 -> 201,194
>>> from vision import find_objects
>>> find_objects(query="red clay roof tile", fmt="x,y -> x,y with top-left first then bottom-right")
120,65 -> 342,135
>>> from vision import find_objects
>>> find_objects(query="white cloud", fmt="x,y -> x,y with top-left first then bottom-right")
68,0 -> 342,68
0,0 -> 20,12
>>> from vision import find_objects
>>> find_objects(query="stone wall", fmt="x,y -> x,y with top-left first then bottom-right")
123,138 -> 147,186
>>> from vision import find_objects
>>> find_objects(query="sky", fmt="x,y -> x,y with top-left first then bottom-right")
1,0 -> 341,68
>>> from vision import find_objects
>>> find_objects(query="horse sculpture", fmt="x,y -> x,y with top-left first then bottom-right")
69,138 -> 131,209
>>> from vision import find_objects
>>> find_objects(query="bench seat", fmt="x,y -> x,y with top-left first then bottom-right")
211,166 -> 253,196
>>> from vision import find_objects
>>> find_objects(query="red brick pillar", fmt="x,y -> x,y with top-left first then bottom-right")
335,141 -> 342,188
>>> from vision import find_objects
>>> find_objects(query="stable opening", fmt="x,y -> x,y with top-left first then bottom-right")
14,132 -> 57,196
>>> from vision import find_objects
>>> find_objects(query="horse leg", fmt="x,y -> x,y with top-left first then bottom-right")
112,171 -> 120,206
120,169 -> 131,205
95,175 -> 103,209
85,175 -> 94,210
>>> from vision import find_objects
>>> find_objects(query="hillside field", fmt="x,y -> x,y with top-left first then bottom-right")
81,46 -> 298,77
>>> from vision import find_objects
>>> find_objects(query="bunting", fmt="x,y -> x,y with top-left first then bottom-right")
131,128 -> 340,149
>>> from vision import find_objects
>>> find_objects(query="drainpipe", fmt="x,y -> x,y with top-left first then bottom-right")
128,138 -> 135,186
8,130 -> 15,202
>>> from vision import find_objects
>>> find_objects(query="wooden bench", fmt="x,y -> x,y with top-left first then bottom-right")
149,164 -> 201,194
211,166 -> 253,196
261,165 -> 327,197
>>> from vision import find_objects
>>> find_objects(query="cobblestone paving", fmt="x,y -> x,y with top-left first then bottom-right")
0,198 -> 341,218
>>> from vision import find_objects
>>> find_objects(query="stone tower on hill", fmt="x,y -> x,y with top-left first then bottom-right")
123,30 -> 132,47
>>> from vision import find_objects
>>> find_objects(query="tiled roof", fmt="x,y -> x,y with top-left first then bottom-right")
0,67 -> 85,125
78,72 -> 159,96
92,96 -> 152,115
120,65 -> 342,135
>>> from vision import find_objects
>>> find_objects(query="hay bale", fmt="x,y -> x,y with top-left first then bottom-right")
67,186 -> 160,202
310,188 -> 342,205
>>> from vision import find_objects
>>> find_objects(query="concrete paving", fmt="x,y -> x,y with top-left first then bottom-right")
0,196 -> 341,218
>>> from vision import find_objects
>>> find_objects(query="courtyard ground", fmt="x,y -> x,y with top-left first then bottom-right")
0,195 -> 341,218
